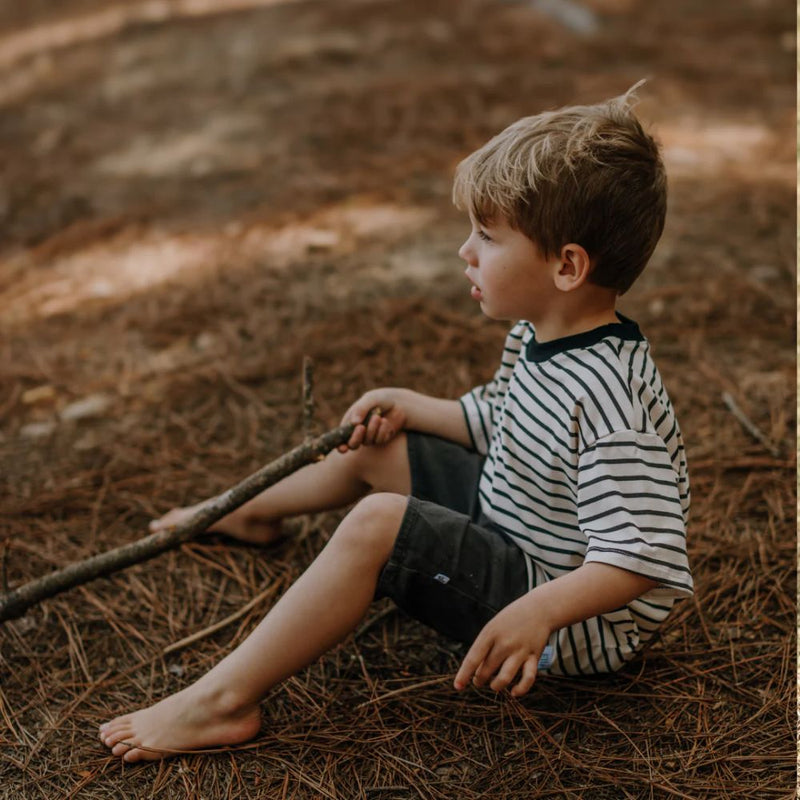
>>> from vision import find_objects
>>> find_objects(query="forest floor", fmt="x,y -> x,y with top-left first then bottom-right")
0,1 -> 796,798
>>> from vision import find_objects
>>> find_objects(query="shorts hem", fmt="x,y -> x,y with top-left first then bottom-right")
375,495 -> 418,600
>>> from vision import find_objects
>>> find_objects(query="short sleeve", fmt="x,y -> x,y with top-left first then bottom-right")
459,322 -> 528,455
459,377 -> 500,455
578,430 -> 693,598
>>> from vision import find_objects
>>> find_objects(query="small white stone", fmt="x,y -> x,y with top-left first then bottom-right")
61,394 -> 112,421
531,0 -> 599,35
20,421 -> 57,438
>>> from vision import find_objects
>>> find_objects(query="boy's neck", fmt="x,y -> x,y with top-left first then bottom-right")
531,295 -> 620,344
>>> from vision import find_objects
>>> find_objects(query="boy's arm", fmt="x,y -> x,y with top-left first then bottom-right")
343,323 -> 525,453
340,387 -> 472,450
454,563 -> 656,697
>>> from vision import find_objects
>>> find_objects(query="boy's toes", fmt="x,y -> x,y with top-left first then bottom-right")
103,730 -> 123,747
111,740 -> 136,758
101,719 -> 132,747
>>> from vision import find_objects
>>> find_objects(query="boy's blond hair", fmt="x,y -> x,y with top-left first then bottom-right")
453,85 -> 666,294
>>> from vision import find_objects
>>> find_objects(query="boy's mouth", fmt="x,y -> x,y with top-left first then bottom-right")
470,284 -> 483,301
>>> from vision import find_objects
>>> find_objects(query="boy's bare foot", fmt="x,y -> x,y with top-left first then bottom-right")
149,501 -> 283,545
99,686 -> 262,763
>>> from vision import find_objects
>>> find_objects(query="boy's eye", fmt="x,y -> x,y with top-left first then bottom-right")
477,229 -> 492,242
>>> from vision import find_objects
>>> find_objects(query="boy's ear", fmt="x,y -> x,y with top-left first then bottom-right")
553,243 -> 593,292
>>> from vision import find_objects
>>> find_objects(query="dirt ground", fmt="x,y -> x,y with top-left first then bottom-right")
0,1 -> 796,798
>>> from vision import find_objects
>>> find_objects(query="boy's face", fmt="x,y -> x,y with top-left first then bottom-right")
459,214 -> 557,323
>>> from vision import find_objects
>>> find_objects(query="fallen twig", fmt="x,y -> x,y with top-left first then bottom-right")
0,414 -> 372,623
302,355 -> 317,441
162,580 -> 282,655
356,676 -> 450,708
721,391 -> 783,458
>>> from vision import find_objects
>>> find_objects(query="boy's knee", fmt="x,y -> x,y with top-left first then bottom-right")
334,493 -> 407,557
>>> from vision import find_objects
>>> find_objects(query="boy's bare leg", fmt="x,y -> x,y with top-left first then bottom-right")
100,492 -> 406,762
149,435 -> 412,544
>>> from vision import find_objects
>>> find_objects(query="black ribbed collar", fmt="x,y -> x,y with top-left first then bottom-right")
525,313 -> 644,363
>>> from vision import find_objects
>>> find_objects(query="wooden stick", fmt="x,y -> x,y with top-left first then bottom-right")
302,356 -> 316,441
721,391 -> 783,458
0,417 -> 367,623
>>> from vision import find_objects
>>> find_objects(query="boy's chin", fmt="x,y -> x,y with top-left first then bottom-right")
480,305 -> 514,322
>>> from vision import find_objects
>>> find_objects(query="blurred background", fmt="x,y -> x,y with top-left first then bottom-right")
0,1 -> 795,798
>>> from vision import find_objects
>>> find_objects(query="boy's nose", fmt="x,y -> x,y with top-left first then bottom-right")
458,238 -> 472,262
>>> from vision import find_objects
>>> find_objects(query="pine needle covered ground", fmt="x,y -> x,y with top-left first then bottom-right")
0,1 -> 795,797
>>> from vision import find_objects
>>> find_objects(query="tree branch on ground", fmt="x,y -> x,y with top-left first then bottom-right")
0,415 -> 370,623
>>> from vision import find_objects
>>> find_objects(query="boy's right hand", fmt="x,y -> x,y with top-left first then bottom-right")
338,388 -> 409,452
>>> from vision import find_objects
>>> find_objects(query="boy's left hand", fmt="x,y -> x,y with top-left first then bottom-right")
454,594 -> 551,698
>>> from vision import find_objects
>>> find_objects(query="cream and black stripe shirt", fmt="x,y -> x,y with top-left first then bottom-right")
460,316 -> 692,676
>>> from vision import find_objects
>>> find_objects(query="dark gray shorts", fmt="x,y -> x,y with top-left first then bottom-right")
375,433 -> 530,645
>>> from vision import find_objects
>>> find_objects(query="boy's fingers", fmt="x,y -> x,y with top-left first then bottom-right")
341,405 -> 359,427
345,412 -> 363,428
454,641 -> 487,690
377,424 -> 395,446
456,633 -> 501,689
342,401 -> 371,427
342,403 -> 381,430
510,657 -> 539,697
489,655 -> 524,692
347,425 -> 366,450
473,648 -> 504,687
365,413 -> 382,444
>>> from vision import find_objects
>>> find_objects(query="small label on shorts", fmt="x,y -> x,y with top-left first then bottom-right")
433,573 -> 450,584
537,645 -> 554,671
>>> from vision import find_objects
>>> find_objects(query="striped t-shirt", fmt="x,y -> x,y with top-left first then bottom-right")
459,315 -> 692,676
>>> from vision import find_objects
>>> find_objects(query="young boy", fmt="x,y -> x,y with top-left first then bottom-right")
100,87 -> 692,762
